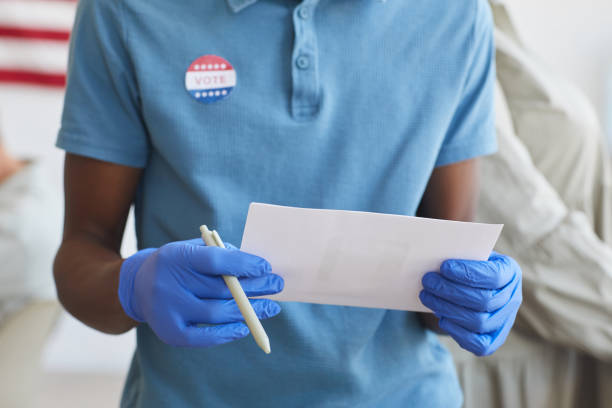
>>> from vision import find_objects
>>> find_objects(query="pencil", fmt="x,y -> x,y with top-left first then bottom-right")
200,225 -> 272,354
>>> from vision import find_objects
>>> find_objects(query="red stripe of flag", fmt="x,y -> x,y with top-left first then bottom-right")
0,26 -> 70,41
0,69 -> 66,87
6,0 -> 77,2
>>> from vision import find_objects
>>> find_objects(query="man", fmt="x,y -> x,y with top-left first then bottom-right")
54,0 -> 522,406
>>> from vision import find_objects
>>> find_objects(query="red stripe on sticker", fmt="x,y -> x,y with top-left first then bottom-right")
0,69 -> 65,87
0,26 -> 70,41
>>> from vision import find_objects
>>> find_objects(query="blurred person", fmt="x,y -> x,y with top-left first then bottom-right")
0,132 -> 60,407
441,2 -> 612,407
0,1 -> 73,406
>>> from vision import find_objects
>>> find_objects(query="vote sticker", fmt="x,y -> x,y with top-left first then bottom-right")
185,55 -> 236,104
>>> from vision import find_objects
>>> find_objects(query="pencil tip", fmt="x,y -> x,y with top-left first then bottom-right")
259,337 -> 271,354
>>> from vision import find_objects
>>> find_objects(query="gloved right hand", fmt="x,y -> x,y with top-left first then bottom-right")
118,238 -> 284,347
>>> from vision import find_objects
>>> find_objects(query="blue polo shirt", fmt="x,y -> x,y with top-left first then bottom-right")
57,0 -> 496,406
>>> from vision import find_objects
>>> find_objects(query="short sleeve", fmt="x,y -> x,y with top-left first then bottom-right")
56,0 -> 149,168
435,0 -> 497,167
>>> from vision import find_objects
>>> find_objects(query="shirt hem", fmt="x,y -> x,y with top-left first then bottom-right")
435,139 -> 497,167
56,132 -> 148,168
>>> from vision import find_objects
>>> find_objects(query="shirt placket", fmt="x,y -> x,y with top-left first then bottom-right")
291,0 -> 321,121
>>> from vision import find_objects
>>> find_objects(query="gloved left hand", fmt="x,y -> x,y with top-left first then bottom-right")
419,252 -> 522,356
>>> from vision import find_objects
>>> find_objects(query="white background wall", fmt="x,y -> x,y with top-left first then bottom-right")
0,0 -> 611,385
508,0 -> 612,143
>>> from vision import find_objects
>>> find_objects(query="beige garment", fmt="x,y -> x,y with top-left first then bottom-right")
441,3 -> 612,408
491,1 -> 612,360
495,16 -> 612,245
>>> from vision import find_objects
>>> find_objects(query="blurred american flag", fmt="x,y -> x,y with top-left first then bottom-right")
0,0 -> 76,87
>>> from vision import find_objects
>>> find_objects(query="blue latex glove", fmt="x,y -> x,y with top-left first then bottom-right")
118,238 -> 284,347
419,252 -> 522,356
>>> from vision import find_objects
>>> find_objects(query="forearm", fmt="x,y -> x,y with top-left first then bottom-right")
416,159 -> 479,333
54,235 -> 136,334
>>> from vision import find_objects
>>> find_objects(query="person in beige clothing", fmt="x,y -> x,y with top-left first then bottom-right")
0,135 -> 61,408
441,3 -> 612,407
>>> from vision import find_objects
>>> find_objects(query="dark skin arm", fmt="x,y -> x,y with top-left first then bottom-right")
54,154 -> 142,334
55,153 -> 478,335
416,158 -> 480,332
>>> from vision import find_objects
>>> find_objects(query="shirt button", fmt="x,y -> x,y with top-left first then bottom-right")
296,55 -> 310,70
298,7 -> 310,20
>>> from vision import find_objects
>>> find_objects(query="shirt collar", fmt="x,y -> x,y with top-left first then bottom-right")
226,0 -> 387,13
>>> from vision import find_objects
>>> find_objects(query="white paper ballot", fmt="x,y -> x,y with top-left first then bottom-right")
240,203 -> 503,312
